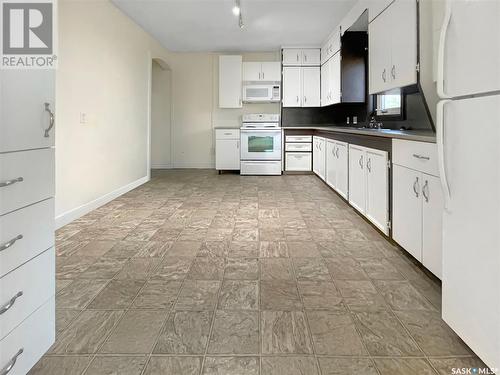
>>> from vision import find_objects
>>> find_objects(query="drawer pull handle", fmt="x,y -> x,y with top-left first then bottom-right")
0,348 -> 23,375
0,291 -> 23,315
412,153 -> 430,160
0,177 -> 23,188
224,132 -> 232,136
44,102 -> 55,138
367,158 -> 372,173
0,235 -> 23,252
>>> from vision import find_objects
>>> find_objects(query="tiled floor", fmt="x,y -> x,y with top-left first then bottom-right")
31,170 -> 486,375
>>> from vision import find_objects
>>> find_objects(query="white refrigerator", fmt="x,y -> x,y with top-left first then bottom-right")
437,0 -> 500,370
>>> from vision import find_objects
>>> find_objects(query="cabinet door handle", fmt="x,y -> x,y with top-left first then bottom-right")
391,65 -> 396,79
0,177 -> 23,188
367,158 -> 372,173
0,234 -> 23,252
359,155 -> 363,169
296,96 -> 299,103
304,54 -> 307,62
412,153 -> 430,160
304,96 -> 307,103
336,148 -> 339,158
413,177 -> 420,198
296,53 -> 300,62
44,102 -> 55,138
262,72 -> 265,80
0,348 -> 23,375
382,69 -> 386,82
0,291 -> 23,315
237,140 -> 240,149
422,180 -> 429,202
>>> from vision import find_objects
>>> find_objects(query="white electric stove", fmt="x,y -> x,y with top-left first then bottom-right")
240,114 -> 282,175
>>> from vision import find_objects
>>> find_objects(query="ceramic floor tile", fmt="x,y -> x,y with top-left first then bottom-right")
202,357 -> 259,375
167,241 -> 201,257
198,241 -> 230,257
133,280 -> 182,309
79,258 -> 128,279
56,279 -> 107,309
353,310 -> 423,357
102,241 -> 145,259
260,280 -> 302,310
261,356 -> 319,375
286,241 -> 322,257
261,311 -> 313,354
151,257 -> 193,280
373,358 -> 437,375
73,240 -> 116,257
318,358 -> 378,375
143,357 -> 202,375
56,309 -> 81,333
228,241 -> 259,257
259,241 -> 289,257
324,257 -> 368,280
217,280 -> 258,310
100,310 -> 165,353
429,357 -> 489,375
175,280 -> 221,310
188,257 -> 225,280
224,258 -> 259,280
292,257 -> 331,281
87,279 -> 144,309
28,356 -> 91,375
84,356 -> 147,375
297,281 -> 344,310
375,280 -> 437,311
395,310 -> 472,356
260,258 -> 294,280
307,310 -> 367,355
50,310 -> 123,354
208,310 -> 259,354
335,279 -> 389,312
154,310 -> 213,354
114,258 -> 161,280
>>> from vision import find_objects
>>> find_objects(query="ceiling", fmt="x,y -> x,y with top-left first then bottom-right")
112,0 -> 357,52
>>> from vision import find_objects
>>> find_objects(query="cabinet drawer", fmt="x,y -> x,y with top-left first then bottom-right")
286,152 -> 312,171
285,143 -> 312,152
0,248 -> 55,340
0,199 -> 54,277
215,129 -> 240,140
285,135 -> 312,143
0,148 -> 54,216
392,139 -> 438,176
0,297 -> 55,375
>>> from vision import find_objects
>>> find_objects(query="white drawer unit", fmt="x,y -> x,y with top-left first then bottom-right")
0,198 -> 54,277
285,142 -> 312,152
392,139 -> 438,176
215,128 -> 240,140
0,248 -> 55,339
285,135 -> 312,143
215,128 -> 241,172
285,152 -> 312,171
0,297 -> 55,375
0,148 -> 55,216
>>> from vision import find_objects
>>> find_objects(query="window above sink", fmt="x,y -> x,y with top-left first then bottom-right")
376,88 -> 402,117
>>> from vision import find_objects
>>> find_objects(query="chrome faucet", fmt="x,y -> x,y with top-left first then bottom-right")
368,112 -> 383,129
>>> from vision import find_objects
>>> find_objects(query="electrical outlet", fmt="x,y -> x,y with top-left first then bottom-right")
353,116 -> 358,125
80,112 -> 88,124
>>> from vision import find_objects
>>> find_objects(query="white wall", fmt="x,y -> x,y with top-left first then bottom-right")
151,60 -> 172,168
56,0 -> 171,227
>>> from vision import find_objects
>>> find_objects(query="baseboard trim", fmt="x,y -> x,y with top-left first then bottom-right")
55,176 -> 149,229
151,163 -> 173,169
172,162 -> 214,169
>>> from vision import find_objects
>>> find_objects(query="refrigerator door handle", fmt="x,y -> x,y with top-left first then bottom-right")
437,100 -> 452,211
437,0 -> 452,99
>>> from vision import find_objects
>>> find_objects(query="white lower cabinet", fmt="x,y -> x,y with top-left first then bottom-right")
349,144 -> 389,235
285,152 -> 312,171
215,129 -> 240,171
392,140 -> 443,279
0,297 -> 55,375
312,137 -> 326,180
326,140 -> 348,200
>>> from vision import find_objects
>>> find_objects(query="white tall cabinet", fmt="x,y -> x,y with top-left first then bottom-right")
0,70 -> 55,373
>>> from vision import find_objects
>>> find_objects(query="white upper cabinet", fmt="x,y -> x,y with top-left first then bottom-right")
243,62 -> 281,81
302,49 -> 321,66
368,0 -> 417,94
321,51 -> 341,107
302,67 -> 321,107
242,62 -> 261,81
282,67 -> 302,107
282,48 -> 321,66
0,70 -> 55,153
219,55 -> 242,108
261,62 -> 281,81
321,63 -> 330,107
283,67 -> 320,108
321,28 -> 341,65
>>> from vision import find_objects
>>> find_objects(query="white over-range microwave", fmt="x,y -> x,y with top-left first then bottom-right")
242,84 -> 281,103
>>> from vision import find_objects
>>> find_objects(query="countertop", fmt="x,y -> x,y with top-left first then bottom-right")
282,125 -> 436,143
